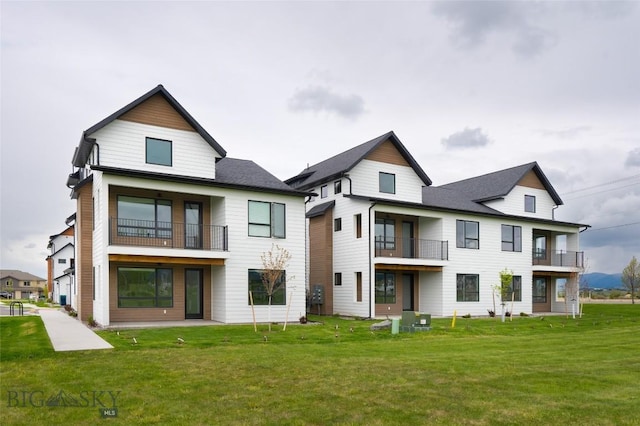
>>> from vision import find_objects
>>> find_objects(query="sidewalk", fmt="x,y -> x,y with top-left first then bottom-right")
39,309 -> 113,352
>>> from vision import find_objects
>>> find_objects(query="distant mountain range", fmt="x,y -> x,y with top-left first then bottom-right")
581,273 -> 624,290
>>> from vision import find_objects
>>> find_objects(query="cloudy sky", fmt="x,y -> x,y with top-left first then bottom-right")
1,1 -> 638,278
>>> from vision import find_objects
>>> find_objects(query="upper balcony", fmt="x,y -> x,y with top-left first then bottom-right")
109,218 -> 228,251
532,249 -> 584,268
375,236 -> 448,261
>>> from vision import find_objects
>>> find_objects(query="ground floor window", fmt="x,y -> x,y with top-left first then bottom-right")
248,269 -> 286,305
375,272 -> 396,304
533,278 -> 547,303
117,267 -> 173,308
505,275 -> 522,302
456,274 -> 479,302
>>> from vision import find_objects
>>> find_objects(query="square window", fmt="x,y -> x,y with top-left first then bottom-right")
379,172 -> 396,194
248,201 -> 286,238
248,269 -> 286,305
146,137 -> 172,166
456,274 -> 479,302
334,180 -> 342,194
456,220 -> 479,249
525,195 -> 536,213
334,218 -> 342,232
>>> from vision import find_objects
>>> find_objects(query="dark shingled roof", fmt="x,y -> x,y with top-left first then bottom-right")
72,85 -> 226,167
439,162 -> 563,206
286,131 -> 432,190
306,201 -> 335,218
421,187 -> 502,215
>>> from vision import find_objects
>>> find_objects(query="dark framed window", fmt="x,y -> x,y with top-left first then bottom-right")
375,272 -> 396,304
248,269 -> 286,305
146,137 -> 172,166
334,218 -> 342,232
117,196 -> 172,238
355,214 -> 362,238
356,272 -> 362,302
321,185 -> 328,198
379,172 -> 396,194
456,220 -> 479,249
58,259 -> 67,264
334,273 -> 342,286
525,195 -> 536,213
456,274 -> 479,302
533,278 -> 547,303
505,276 -> 522,302
248,201 -> 286,238
375,218 -> 395,250
334,180 -> 342,194
118,267 -> 173,308
501,225 -> 522,252
534,235 -> 547,259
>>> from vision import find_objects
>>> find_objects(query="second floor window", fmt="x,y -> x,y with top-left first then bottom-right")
146,137 -> 172,166
334,218 -> 342,232
375,218 -> 395,250
321,185 -> 328,198
248,201 -> 286,238
58,259 -> 67,264
117,196 -> 172,238
334,180 -> 342,194
501,225 -> 522,252
379,172 -> 396,194
456,220 -> 479,249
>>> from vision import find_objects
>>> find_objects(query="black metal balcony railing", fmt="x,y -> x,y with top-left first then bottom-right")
532,249 -> 584,268
375,237 -> 448,260
110,218 -> 228,251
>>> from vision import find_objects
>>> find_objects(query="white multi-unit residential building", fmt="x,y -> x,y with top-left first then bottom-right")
65,85 -> 309,326
46,224 -> 75,305
286,131 -> 587,318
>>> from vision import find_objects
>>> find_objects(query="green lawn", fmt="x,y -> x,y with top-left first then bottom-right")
1,304 -> 639,425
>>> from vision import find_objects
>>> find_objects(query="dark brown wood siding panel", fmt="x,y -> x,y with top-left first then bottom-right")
518,170 -> 546,189
109,262 -> 212,322
365,140 -> 410,166
76,183 -> 94,321
308,213 -> 333,315
374,270 -> 403,316
119,93 -> 196,132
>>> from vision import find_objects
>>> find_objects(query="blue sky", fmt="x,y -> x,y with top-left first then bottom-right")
1,1 -> 638,277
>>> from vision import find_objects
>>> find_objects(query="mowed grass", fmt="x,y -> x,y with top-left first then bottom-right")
1,305 -> 639,425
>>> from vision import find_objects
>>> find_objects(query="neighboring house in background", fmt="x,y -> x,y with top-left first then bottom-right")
286,131 -> 588,318
64,85 -> 309,326
0,270 -> 47,300
46,224 -> 75,305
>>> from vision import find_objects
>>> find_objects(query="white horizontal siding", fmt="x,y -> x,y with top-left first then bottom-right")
484,186 -> 557,220
349,160 -> 425,203
89,119 -> 219,179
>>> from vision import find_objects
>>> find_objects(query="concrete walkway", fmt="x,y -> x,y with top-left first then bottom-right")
39,309 -> 113,352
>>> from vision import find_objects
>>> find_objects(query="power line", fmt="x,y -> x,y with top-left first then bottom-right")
585,222 -> 640,232
563,182 -> 640,201
561,174 -> 640,195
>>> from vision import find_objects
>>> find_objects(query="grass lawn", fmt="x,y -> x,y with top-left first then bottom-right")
1,304 -> 639,425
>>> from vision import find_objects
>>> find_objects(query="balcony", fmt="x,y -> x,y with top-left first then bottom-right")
375,237 -> 448,260
110,218 -> 228,251
532,250 -> 584,268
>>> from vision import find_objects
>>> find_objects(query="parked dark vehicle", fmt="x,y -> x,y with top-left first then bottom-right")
0,291 -> 13,299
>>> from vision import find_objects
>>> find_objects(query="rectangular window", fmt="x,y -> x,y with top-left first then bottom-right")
58,259 -> 67,264
117,196 -> 172,238
334,273 -> 342,286
456,274 -> 479,302
355,214 -> 362,238
533,278 -> 547,303
505,276 -> 522,302
375,272 -> 396,304
146,137 -> 172,166
525,195 -> 536,213
334,180 -> 342,194
356,272 -> 362,302
456,220 -> 479,249
118,267 -> 173,308
321,185 -> 328,198
334,218 -> 342,232
248,201 -> 286,238
379,172 -> 396,194
248,269 -> 286,305
375,218 -> 395,250
534,235 -> 547,259
501,225 -> 522,252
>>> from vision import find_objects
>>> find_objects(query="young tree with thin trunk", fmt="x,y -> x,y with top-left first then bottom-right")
622,256 -> 639,304
260,244 -> 292,331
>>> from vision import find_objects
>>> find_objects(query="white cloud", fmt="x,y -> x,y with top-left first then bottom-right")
625,148 -> 640,168
441,127 -> 491,150
288,86 -> 365,119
